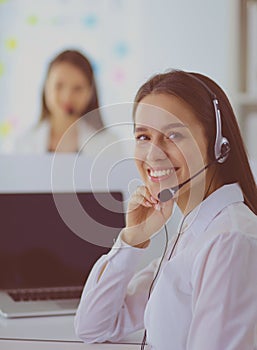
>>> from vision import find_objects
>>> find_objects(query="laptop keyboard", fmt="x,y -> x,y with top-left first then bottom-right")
7,286 -> 83,302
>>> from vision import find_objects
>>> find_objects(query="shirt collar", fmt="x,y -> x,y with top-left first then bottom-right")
182,183 -> 244,236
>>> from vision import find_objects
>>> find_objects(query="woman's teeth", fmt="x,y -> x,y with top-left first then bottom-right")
150,169 -> 173,177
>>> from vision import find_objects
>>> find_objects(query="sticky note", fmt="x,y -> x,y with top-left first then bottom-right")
114,42 -> 128,58
0,121 -> 12,136
112,68 -> 125,83
0,62 -> 4,76
27,15 -> 38,25
5,38 -> 17,50
82,14 -> 97,28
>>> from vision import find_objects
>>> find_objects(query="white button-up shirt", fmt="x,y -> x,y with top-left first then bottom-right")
75,183 -> 257,349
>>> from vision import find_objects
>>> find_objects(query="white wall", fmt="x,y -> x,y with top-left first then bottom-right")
138,0 -> 235,92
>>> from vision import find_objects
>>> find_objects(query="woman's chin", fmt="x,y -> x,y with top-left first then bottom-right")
145,182 -> 165,200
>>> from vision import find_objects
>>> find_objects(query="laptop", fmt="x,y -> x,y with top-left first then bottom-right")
0,191 -> 125,318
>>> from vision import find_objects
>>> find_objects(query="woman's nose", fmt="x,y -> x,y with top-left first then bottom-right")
146,141 -> 167,162
61,87 -> 73,101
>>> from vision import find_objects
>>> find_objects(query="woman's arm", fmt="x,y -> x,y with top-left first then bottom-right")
74,234 -> 160,343
75,185 -> 174,343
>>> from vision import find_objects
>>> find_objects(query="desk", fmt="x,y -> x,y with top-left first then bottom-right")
0,315 -> 143,348
0,339 -> 140,349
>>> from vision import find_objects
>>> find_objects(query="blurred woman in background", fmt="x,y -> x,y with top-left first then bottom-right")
11,49 -> 119,155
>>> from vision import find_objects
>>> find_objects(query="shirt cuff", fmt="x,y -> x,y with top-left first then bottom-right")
107,230 -> 151,261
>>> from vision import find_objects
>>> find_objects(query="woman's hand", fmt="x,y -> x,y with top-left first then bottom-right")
122,186 -> 174,248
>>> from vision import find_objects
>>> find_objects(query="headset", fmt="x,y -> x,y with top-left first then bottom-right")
158,74 -> 231,202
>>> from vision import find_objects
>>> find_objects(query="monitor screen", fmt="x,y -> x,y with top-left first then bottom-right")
0,192 -> 125,289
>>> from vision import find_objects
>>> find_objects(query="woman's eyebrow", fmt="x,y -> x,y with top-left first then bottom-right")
134,123 -> 188,133
162,123 -> 188,131
134,126 -> 148,133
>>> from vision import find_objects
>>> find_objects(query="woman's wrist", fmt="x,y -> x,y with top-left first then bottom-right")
121,228 -> 150,249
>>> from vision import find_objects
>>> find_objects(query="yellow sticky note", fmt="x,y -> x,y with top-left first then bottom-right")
0,62 -> 4,76
5,38 -> 18,50
0,122 -> 12,136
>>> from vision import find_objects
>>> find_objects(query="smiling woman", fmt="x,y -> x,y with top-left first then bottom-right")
74,69 -> 257,350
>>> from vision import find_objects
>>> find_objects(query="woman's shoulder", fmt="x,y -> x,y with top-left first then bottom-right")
5,121 -> 49,154
184,201 -> 257,270
193,203 -> 257,265
213,201 -> 257,238
78,122 -> 126,158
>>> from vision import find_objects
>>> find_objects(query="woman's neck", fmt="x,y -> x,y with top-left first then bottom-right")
177,175 -> 223,216
49,114 -> 78,136
48,114 -> 79,152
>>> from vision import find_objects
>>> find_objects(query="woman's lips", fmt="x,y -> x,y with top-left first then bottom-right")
63,105 -> 75,115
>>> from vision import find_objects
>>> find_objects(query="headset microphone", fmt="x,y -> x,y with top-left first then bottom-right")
158,74 -> 231,203
158,161 -> 215,202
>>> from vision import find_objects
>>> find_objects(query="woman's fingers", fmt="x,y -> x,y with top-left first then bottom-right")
130,186 -> 158,208
124,186 -> 174,246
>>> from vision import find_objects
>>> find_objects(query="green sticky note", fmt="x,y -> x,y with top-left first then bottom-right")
27,15 -> 38,25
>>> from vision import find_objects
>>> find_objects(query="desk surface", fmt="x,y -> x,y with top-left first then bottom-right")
0,315 -> 143,346
0,339 -> 141,349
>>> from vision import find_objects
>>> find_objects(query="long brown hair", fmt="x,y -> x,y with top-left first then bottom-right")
39,49 -> 104,130
133,70 -> 257,214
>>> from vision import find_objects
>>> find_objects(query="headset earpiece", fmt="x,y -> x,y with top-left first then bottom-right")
212,98 -> 230,163
217,138 -> 230,163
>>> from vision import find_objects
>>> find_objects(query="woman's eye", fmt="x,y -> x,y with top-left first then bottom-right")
167,132 -> 182,141
135,134 -> 149,141
74,86 -> 84,92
